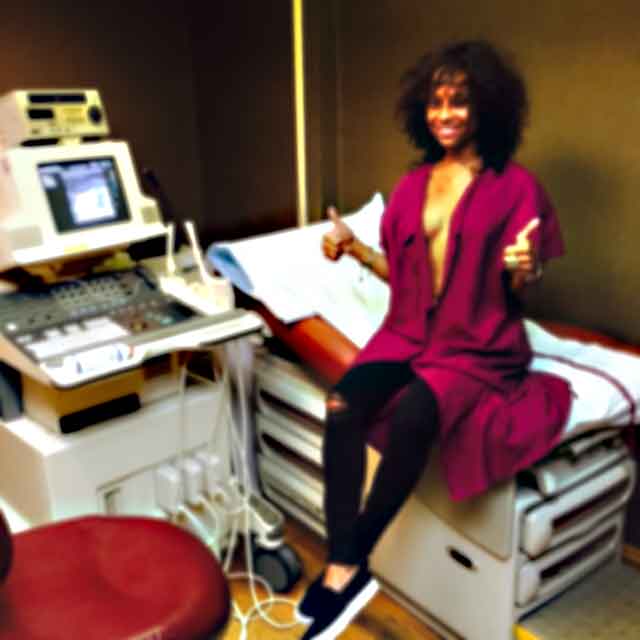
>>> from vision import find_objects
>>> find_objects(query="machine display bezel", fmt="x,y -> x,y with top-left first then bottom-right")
37,156 -> 131,233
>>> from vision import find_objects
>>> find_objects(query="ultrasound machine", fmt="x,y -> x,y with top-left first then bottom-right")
0,90 -> 282,560
0,89 -> 262,399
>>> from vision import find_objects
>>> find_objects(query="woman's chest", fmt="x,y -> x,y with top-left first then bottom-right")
422,171 -> 473,235
422,171 -> 474,266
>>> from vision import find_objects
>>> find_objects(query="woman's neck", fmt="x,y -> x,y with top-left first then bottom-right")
439,143 -> 482,174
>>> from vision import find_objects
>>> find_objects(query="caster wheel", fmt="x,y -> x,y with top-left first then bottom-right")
252,543 -> 302,593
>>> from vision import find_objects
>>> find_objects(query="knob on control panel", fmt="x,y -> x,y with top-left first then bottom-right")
87,105 -> 103,124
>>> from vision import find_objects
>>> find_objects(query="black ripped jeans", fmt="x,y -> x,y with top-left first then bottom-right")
323,361 -> 439,565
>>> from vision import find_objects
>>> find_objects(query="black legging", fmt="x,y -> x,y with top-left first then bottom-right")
323,361 -> 439,565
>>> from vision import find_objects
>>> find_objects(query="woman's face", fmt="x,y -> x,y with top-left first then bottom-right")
426,72 -> 476,153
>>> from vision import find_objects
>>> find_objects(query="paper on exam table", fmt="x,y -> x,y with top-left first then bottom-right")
207,193 -> 389,346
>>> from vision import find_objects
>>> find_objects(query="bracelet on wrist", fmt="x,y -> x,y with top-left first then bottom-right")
362,246 -> 375,268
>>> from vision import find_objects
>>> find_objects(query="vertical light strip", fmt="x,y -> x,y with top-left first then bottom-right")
292,0 -> 308,227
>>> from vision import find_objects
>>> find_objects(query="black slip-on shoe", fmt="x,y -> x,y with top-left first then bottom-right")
300,565 -> 379,639
296,571 -> 325,623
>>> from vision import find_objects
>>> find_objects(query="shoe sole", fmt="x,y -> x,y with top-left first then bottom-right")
295,605 -> 314,625
306,578 -> 379,639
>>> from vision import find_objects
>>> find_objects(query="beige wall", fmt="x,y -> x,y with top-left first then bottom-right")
313,0 -> 640,344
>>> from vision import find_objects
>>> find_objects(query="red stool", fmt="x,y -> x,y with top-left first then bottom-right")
0,511 -> 229,640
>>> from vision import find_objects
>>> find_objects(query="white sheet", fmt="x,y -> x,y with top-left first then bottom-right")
526,320 -> 639,432
206,196 -> 640,435
208,193 -> 390,347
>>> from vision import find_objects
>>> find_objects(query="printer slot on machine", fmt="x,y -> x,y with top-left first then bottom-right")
0,88 -> 262,433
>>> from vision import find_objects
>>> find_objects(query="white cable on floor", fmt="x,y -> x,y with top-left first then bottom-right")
173,339 -> 304,638
224,338 -> 301,637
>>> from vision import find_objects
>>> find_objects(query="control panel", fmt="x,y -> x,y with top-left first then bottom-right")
1,268 -> 192,357
0,268 -> 262,387
0,89 -> 109,148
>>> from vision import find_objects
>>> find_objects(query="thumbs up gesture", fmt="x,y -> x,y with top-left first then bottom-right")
503,217 -> 540,279
322,206 -> 356,261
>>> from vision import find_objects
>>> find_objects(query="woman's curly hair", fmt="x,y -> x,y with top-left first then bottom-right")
396,40 -> 528,172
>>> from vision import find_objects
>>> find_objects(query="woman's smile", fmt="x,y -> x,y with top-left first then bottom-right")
426,75 -> 476,153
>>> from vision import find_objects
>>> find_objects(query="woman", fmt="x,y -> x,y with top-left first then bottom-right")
298,40 -> 571,640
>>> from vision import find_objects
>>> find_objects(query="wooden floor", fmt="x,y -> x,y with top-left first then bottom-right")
220,517 -> 441,640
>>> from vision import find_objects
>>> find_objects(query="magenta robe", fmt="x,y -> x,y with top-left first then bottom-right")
355,162 -> 572,501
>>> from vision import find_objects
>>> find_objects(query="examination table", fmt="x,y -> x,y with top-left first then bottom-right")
252,305 -> 640,640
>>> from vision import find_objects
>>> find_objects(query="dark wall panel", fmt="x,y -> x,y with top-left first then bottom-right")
0,1 -> 298,248
0,1 -> 203,238
304,0 -> 339,222
189,1 -> 297,242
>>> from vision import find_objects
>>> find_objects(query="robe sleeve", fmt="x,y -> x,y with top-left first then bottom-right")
379,179 -> 405,257
501,176 -> 565,263
380,212 -> 390,255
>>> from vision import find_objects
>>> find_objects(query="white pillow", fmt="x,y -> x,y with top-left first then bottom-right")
525,320 -> 639,436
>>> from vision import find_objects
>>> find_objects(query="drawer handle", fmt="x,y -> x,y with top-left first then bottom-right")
447,546 -> 476,571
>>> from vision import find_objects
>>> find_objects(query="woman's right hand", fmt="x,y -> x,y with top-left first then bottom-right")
322,206 -> 356,261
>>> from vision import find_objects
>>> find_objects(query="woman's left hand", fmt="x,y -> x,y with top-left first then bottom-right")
503,217 -> 541,283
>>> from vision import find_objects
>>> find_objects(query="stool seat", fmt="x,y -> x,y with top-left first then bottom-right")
0,515 -> 229,640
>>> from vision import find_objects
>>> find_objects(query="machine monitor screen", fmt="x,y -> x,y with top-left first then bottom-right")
38,157 -> 131,232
